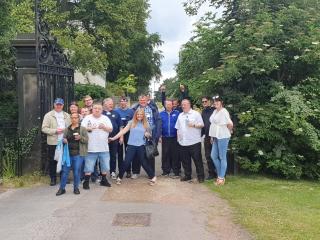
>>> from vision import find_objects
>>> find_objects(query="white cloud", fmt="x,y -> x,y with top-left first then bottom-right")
147,0 -> 220,93
147,0 -> 195,85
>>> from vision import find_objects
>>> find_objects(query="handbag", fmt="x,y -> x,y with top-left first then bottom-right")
145,139 -> 157,160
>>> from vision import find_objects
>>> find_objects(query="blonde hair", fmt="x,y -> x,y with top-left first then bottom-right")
131,109 -> 148,129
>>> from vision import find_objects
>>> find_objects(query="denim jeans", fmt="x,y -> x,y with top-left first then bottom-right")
85,152 -> 110,174
60,155 -> 84,190
210,138 -> 230,179
119,145 -> 154,179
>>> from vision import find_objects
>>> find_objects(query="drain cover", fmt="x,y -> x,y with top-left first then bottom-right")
112,213 -> 151,227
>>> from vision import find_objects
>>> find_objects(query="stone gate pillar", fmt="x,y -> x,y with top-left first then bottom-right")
12,33 -> 40,131
11,33 -> 42,173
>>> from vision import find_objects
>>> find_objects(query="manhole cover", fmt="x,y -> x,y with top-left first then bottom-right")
112,213 -> 151,227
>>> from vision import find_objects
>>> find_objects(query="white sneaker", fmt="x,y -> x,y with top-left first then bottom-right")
116,177 -> 121,185
111,172 -> 116,180
149,176 -> 157,186
131,174 -> 139,179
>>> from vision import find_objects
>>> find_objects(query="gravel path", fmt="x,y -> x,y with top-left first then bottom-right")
0,153 -> 251,240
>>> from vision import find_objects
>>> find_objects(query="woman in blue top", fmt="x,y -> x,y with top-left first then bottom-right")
109,109 -> 157,185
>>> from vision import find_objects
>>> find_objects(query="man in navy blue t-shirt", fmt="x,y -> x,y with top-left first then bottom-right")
102,98 -> 122,179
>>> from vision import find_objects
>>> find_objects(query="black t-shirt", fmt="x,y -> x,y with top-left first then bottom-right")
66,125 -> 80,156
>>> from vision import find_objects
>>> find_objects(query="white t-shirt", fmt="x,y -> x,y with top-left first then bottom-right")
209,108 -> 233,139
175,109 -> 204,146
81,114 -> 113,152
55,111 -> 66,140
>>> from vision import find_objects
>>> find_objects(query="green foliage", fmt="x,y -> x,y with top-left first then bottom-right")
7,0 -> 154,115
2,127 -> 38,178
74,83 -> 108,101
0,0 -> 15,77
0,90 -> 18,122
177,0 -> 320,179
1,0 -> 162,94
117,74 -> 137,95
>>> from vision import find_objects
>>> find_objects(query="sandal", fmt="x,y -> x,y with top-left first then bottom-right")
116,177 -> 121,185
215,178 -> 225,186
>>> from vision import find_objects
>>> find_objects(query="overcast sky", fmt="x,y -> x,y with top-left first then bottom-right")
146,0 -> 216,87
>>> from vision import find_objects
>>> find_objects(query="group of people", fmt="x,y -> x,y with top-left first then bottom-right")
41,84 -> 233,196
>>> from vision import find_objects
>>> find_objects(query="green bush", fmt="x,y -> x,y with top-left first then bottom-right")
74,83 -> 108,101
1,127 -> 38,178
231,82 -> 320,179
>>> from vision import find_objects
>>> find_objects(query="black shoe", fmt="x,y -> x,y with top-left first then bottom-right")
100,176 -> 111,187
180,176 -> 192,182
206,175 -> 214,181
50,178 -> 56,186
83,175 -> 90,190
161,173 -> 170,177
83,180 -> 90,189
74,188 -> 80,195
126,173 -> 131,178
56,188 -> 66,196
198,178 -> 205,183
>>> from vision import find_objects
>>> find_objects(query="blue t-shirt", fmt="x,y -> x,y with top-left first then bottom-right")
115,108 -> 134,127
127,121 -> 146,146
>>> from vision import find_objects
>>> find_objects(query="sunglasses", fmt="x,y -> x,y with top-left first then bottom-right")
202,100 -> 208,103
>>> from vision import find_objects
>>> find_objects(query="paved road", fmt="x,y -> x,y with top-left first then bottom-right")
0,150 -> 251,240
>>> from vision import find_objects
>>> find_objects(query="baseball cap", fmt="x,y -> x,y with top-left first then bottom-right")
54,98 -> 64,105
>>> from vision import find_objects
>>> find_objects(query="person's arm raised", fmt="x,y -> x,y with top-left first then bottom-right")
109,123 -> 131,141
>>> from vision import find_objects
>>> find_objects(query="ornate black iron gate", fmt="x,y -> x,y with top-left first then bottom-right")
35,0 -> 74,173
35,0 -> 74,120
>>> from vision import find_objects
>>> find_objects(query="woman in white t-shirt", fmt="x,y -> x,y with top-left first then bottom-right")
209,96 -> 233,185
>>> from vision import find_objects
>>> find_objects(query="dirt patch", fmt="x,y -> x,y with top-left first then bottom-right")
0,186 -> 6,194
102,176 -> 252,240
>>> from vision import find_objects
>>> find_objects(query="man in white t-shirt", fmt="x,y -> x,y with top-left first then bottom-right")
175,99 -> 205,183
81,102 -> 113,189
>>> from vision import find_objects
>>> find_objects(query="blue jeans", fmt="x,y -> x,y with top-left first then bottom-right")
85,152 -> 110,174
210,138 -> 230,179
60,155 -> 84,190
119,145 -> 154,179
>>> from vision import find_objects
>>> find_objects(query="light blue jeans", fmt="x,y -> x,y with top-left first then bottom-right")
85,152 -> 110,174
210,138 -> 230,179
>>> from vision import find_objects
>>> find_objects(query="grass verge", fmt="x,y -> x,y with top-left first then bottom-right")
0,171 -> 48,189
207,175 -> 320,240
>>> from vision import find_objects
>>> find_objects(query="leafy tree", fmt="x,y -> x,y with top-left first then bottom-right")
0,0 -> 15,78
177,0 -> 320,179
3,0 -> 162,93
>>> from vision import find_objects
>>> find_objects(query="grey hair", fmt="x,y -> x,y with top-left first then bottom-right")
103,98 -> 113,104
